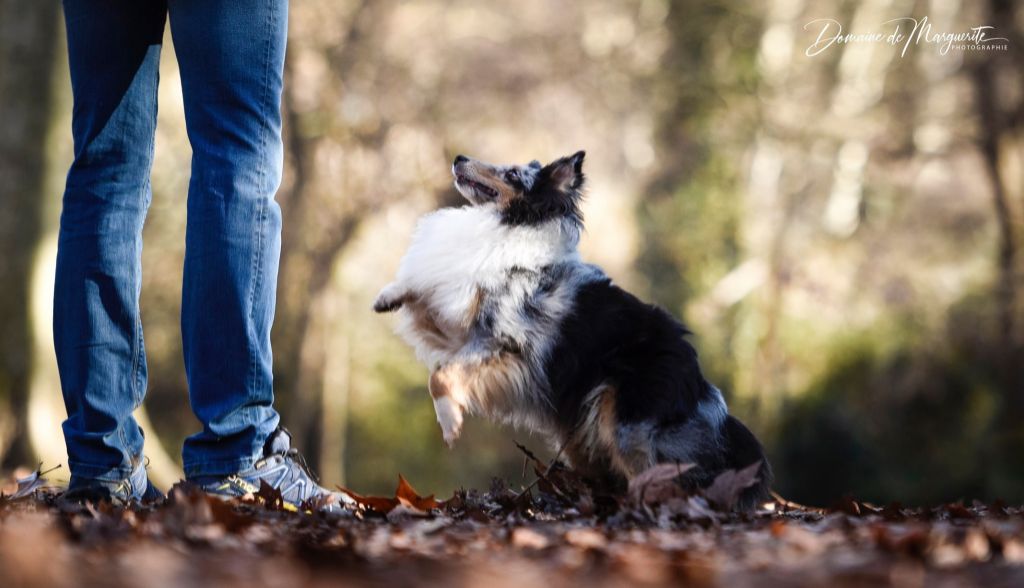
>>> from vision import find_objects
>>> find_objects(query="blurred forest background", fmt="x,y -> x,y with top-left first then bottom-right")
0,0 -> 1022,506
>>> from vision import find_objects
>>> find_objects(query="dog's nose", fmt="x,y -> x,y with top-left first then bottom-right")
453,155 -> 468,166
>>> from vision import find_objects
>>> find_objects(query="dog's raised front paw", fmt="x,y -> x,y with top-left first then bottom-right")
432,396 -> 464,448
373,295 -> 403,313
373,283 -> 405,313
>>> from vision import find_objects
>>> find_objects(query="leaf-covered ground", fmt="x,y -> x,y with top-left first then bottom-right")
2,462 -> 1023,588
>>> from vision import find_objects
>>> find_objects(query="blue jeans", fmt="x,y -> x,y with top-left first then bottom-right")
56,0 -> 287,482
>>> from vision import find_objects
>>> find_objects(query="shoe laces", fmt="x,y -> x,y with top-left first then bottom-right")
290,447 -> 321,484
276,446 -> 321,485
114,479 -> 132,499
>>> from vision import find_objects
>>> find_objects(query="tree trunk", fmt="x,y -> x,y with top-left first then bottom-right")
0,0 -> 60,468
975,0 -> 1023,419
272,0 -> 376,473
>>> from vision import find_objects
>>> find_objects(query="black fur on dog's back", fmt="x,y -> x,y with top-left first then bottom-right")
542,271 -> 771,508
544,274 -> 707,430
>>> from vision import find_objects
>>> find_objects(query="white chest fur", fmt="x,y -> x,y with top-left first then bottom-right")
389,205 -> 580,365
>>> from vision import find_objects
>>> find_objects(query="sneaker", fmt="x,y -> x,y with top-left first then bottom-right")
62,460 -> 165,506
190,427 -> 352,513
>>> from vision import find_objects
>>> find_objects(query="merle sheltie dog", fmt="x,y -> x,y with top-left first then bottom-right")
374,151 -> 771,509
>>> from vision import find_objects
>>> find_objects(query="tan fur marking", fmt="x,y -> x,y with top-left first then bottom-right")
595,390 -> 619,458
411,301 -> 446,341
465,287 -> 485,330
429,365 -> 472,445
458,161 -> 523,211
404,294 -> 469,355
439,355 -> 517,414
428,370 -> 449,399
466,353 -> 521,415
429,354 -> 545,432
570,384 -> 639,478
430,363 -> 469,406
496,183 -> 521,209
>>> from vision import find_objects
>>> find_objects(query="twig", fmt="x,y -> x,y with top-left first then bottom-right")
513,440 -> 570,501
770,490 -> 825,514
39,464 -> 62,477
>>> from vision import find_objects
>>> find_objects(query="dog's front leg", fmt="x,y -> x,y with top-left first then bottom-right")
429,364 -> 470,447
373,282 -> 408,313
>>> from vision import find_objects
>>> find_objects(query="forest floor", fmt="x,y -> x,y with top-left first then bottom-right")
2,459 -> 1023,588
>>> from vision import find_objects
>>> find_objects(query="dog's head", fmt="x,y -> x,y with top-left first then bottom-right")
451,151 -> 586,227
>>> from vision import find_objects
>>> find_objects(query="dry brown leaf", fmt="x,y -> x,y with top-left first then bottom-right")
511,527 -> 550,550
337,486 -> 400,514
564,528 -> 607,550
256,480 -> 287,511
7,464 -> 59,500
628,462 -> 696,504
396,474 -> 438,511
386,503 -> 430,521
339,475 -> 437,515
1003,539 -> 1024,563
207,496 -> 256,532
831,495 -> 862,516
703,461 -> 762,510
300,492 -> 340,513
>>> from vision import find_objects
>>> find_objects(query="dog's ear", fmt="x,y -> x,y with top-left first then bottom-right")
545,150 -> 585,193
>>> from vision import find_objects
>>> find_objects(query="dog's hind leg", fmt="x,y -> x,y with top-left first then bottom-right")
651,414 -> 773,509
615,423 -> 658,476
568,384 -> 657,479
649,417 -> 722,490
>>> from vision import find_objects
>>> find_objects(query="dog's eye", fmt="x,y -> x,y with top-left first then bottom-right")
504,170 -> 520,183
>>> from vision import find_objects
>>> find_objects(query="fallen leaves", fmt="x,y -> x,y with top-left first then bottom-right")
511,527 -> 550,550
339,474 -> 439,516
628,463 -> 696,504
702,461 -> 762,510
563,527 -> 608,550
1,456 -> 1023,588
0,464 -> 60,504
256,479 -> 288,511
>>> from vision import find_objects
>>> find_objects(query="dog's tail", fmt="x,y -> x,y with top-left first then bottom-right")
720,414 -> 773,510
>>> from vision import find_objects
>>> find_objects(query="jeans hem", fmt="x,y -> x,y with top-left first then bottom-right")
183,456 -> 260,479
68,460 -> 140,483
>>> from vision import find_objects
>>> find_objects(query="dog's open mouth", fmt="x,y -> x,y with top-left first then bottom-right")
456,175 -> 498,199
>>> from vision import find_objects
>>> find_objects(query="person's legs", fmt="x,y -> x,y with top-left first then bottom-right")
168,0 -> 286,478
56,0 -> 167,495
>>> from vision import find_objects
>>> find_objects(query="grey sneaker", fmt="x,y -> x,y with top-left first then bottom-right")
190,427 -> 352,512
63,460 -> 164,505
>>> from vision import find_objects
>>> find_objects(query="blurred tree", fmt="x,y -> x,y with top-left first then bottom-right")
0,0 -> 60,468
971,0 -> 1024,496
637,0 -> 761,402
971,0 -> 1024,420
273,0 -> 385,473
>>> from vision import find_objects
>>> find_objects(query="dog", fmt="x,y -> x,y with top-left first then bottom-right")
374,151 -> 771,509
